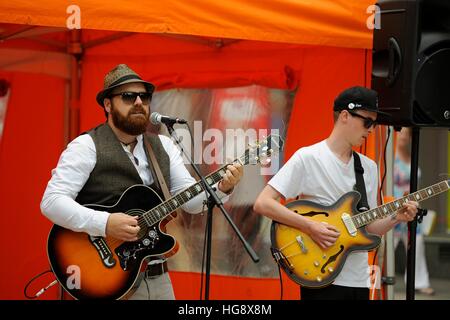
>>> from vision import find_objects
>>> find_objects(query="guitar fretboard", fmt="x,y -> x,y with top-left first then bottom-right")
140,164 -> 230,227
137,133 -> 281,227
352,180 -> 450,228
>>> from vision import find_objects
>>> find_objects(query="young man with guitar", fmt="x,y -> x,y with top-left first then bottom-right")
254,86 -> 419,300
41,64 -> 243,300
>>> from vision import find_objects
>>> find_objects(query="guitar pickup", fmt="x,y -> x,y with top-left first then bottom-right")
341,213 -> 357,237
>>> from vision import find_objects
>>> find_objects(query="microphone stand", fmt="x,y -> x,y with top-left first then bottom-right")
163,123 -> 259,300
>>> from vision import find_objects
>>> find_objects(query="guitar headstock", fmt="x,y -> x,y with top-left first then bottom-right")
241,134 -> 284,166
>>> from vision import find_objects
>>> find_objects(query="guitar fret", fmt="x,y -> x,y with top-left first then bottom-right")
353,215 -> 361,228
419,190 -> 428,199
362,212 -> 370,223
149,210 -> 158,225
388,202 -> 396,213
439,182 -> 448,190
141,164 -> 236,226
153,208 -> 159,220
356,218 -> 361,228
143,213 -> 151,226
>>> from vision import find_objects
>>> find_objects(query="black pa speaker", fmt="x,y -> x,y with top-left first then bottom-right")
372,0 -> 450,127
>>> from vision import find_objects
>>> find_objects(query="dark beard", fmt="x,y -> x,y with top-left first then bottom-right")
110,103 -> 149,135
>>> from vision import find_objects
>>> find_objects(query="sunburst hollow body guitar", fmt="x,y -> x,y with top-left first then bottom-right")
271,180 -> 449,288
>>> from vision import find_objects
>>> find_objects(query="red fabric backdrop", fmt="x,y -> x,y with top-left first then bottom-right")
0,36 -> 371,299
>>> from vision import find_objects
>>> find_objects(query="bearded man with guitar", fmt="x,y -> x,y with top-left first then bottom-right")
41,64 -> 243,300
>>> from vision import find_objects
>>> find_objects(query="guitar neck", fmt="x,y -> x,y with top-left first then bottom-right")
353,180 -> 450,228
141,163 -> 233,227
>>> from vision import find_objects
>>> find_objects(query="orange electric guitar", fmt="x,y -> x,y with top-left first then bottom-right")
271,180 -> 449,288
47,134 -> 283,299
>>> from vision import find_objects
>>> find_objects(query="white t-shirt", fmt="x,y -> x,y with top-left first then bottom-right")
268,140 -> 378,288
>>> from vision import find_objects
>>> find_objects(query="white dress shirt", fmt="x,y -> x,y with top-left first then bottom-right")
41,133 -> 229,237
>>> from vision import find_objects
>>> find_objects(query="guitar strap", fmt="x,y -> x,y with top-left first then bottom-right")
353,151 -> 370,212
144,136 -> 172,201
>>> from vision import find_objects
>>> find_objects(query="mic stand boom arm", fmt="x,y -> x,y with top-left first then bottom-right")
164,123 -> 259,300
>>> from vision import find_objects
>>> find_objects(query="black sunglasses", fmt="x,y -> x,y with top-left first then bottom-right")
348,111 -> 377,129
109,92 -> 152,105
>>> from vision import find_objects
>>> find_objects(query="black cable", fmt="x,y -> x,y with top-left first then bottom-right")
276,264 -> 283,300
23,270 -> 55,299
199,214 -> 208,300
379,126 -> 391,205
370,126 -> 391,298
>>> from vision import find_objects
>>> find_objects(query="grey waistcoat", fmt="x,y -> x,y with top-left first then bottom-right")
75,123 -> 170,206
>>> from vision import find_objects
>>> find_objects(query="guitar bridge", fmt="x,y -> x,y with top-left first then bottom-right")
341,213 -> 357,237
88,236 -> 116,268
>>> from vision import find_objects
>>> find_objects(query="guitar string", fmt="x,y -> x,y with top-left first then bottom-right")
132,146 -> 275,228
104,166 -> 230,247
277,181 -> 450,264
104,153 -> 251,247
352,180 -> 449,227
103,138 -> 280,248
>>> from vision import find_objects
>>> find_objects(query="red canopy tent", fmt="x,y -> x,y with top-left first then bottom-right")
0,0 -> 378,299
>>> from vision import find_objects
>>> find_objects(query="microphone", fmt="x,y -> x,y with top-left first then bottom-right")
150,112 -> 187,125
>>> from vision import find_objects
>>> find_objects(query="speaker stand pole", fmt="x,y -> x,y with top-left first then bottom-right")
406,126 -> 420,300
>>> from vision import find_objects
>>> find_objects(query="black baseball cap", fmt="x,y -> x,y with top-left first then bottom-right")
333,86 -> 390,117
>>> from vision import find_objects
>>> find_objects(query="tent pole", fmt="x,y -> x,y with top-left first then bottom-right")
68,30 -> 82,142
